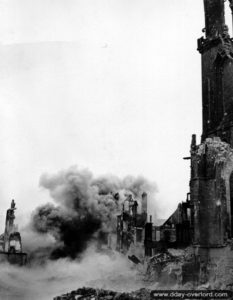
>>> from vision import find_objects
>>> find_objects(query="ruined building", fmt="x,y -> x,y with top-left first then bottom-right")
0,200 -> 27,265
116,191 -> 194,258
115,188 -> 195,257
116,193 -> 147,259
186,0 -> 233,284
146,0 -> 233,252
194,0 -> 233,246
144,193 -> 194,257
145,0 -> 233,284
116,2 -> 233,286
55,4 -> 233,299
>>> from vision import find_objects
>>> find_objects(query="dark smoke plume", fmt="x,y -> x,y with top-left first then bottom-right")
32,204 -> 101,259
31,166 -> 157,259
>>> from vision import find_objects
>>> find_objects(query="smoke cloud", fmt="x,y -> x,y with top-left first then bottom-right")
0,248 -> 146,300
0,167 -> 158,300
29,166 -> 157,260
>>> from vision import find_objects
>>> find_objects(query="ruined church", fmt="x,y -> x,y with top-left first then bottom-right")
188,0 -> 233,284
147,0 -> 233,254
115,0 -> 233,285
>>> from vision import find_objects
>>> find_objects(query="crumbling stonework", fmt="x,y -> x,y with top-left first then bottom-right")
198,1 -> 233,145
190,137 -> 231,246
144,251 -> 183,285
189,135 -> 233,284
116,193 -> 147,259
0,200 -> 27,265
185,0 -> 233,285
55,2 -> 233,298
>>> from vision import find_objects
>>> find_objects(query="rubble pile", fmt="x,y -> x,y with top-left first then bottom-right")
144,250 -> 184,285
196,137 -> 232,165
53,287 -> 151,300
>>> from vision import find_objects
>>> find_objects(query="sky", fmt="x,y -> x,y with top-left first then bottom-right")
0,0 -> 232,229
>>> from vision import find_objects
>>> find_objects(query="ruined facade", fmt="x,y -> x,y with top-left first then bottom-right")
146,0 -> 233,266
194,0 -> 233,246
144,0 -> 233,284
183,0 -> 233,285
116,1 -> 233,286
55,4 -> 233,298
144,194 -> 194,257
0,200 -> 27,265
116,191 -> 194,259
116,193 -> 147,259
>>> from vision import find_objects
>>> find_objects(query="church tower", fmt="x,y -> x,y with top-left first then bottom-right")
190,0 -> 233,250
186,2 -> 233,284
198,0 -> 233,145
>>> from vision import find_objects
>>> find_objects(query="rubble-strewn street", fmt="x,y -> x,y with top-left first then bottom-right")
54,287 -> 151,300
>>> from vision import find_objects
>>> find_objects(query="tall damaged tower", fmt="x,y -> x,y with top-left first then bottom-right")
199,0 -> 233,143
0,200 -> 27,265
3,200 -> 22,253
193,0 -> 233,246
189,0 -> 233,283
